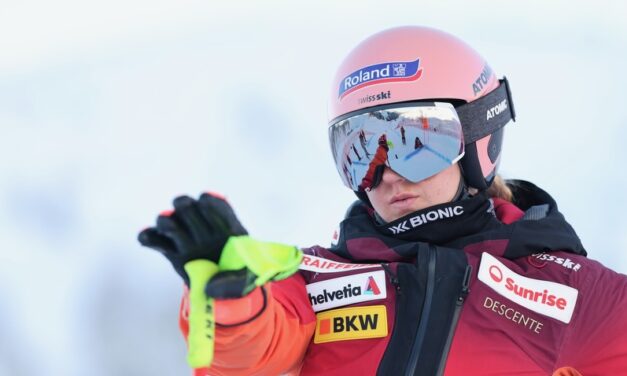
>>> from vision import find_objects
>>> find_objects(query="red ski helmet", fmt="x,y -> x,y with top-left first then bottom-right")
328,26 -> 515,193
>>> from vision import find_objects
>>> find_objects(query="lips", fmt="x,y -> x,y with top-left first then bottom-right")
389,193 -> 418,205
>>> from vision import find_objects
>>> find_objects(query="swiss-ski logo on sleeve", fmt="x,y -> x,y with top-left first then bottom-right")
339,59 -> 422,99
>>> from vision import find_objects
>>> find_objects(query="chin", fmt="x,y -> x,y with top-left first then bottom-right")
387,208 -> 417,222
381,202 -> 423,222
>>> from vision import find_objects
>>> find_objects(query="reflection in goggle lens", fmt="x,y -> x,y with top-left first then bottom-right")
329,102 -> 464,191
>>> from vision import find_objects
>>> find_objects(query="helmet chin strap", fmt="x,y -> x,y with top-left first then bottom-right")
454,164 -> 474,201
452,176 -> 468,202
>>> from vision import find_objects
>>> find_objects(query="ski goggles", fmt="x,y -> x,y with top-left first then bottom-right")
329,102 -> 464,191
328,78 -> 516,192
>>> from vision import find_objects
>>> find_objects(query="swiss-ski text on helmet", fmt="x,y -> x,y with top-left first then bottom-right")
358,90 -> 392,105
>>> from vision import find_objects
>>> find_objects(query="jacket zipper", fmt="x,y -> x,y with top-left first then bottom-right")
404,245 -> 437,376
435,265 -> 472,376
382,263 -> 401,294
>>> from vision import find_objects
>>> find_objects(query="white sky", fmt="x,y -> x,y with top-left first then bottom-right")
1,1 -> 626,374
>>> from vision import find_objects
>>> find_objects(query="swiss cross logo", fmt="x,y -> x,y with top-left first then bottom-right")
331,225 -> 341,247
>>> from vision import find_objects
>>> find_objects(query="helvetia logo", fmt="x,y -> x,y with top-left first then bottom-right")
339,59 -> 422,99
306,271 -> 387,312
363,276 -> 381,295
478,253 -> 579,323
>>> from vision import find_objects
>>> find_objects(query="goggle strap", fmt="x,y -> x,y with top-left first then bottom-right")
456,77 -> 516,144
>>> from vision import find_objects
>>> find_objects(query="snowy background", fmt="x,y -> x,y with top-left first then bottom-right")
1,0 -> 626,374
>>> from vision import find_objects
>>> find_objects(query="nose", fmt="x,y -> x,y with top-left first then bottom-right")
380,167 -> 405,185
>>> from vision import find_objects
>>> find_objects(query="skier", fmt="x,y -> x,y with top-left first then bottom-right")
358,134 -> 390,191
359,129 -> 372,158
400,125 -> 406,145
414,136 -> 423,150
350,144 -> 361,161
139,26 -> 627,375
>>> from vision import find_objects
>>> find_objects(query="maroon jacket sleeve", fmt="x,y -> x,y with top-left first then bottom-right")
555,260 -> 627,373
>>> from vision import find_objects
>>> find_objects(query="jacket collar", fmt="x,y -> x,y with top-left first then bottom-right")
331,180 -> 586,262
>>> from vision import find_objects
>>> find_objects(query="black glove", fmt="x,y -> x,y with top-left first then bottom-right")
139,193 -> 302,299
138,193 -> 247,286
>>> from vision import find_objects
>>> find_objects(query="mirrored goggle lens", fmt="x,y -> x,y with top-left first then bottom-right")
329,102 -> 464,191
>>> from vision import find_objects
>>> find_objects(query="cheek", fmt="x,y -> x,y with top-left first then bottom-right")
366,189 -> 388,215
366,189 -> 382,206
429,165 -> 461,201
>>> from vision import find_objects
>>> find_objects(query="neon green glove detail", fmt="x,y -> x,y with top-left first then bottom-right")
184,259 -> 220,368
219,235 -> 303,286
